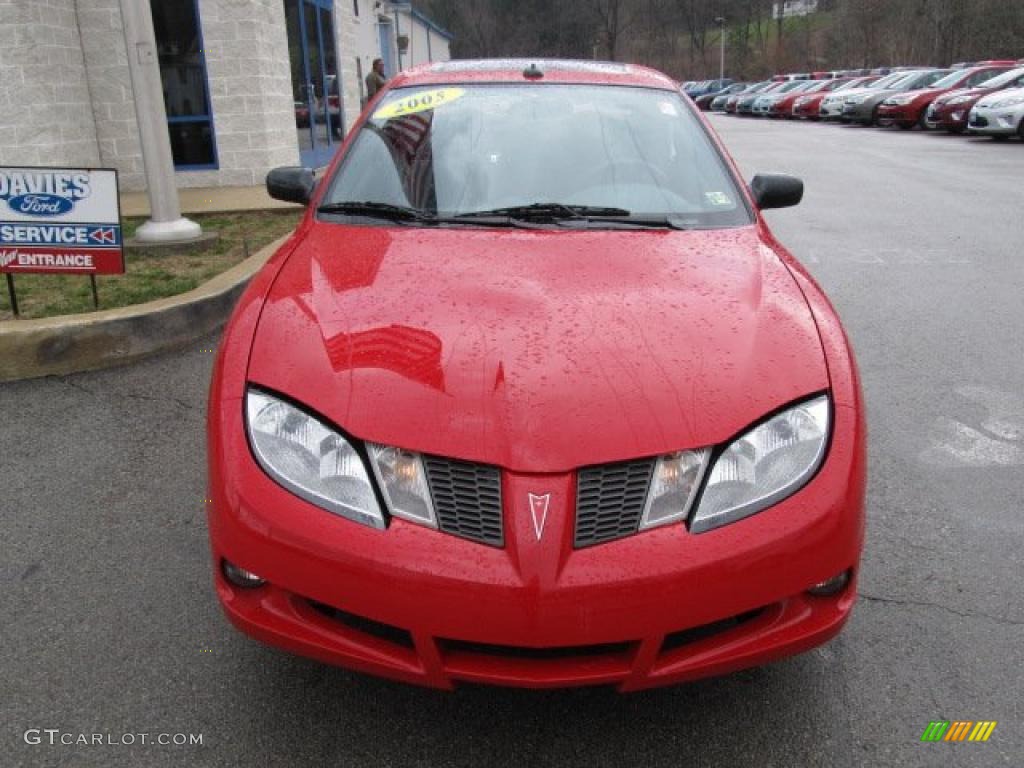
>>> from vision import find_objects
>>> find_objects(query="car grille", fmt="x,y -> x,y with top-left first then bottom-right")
970,114 -> 988,127
420,454 -> 661,549
574,458 -> 656,548
422,456 -> 504,547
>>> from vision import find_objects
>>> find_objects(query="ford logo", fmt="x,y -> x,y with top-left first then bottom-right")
6,194 -> 75,216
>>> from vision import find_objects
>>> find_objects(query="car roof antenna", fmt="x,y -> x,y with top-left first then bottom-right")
523,63 -> 544,80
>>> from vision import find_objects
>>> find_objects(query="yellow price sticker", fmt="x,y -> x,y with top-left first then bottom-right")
373,87 -> 466,120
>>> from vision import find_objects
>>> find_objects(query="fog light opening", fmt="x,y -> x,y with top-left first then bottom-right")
222,559 -> 266,589
807,569 -> 850,597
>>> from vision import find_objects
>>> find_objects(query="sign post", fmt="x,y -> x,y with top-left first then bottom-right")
0,166 -> 125,315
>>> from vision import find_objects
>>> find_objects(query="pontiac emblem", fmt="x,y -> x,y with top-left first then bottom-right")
528,493 -> 550,540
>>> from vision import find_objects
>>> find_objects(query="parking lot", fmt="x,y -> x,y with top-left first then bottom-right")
3,114 -> 1023,768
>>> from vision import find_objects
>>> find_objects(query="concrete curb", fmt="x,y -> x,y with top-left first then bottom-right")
0,234 -> 289,383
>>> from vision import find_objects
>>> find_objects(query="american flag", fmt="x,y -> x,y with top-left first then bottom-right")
380,111 -> 436,209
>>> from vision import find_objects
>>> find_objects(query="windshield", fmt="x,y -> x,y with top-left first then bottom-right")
930,71 -> 968,89
976,67 -> 1024,88
323,84 -> 751,227
910,70 -> 952,88
871,72 -> 910,89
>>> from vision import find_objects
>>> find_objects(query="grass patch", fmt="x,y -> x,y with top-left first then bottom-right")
0,210 -> 302,320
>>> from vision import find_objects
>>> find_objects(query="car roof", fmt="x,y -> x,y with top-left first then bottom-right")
389,59 -> 679,91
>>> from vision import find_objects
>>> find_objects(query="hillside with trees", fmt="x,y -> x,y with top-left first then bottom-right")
420,0 -> 1024,79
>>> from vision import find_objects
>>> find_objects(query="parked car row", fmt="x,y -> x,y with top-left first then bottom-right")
691,60 -> 1024,141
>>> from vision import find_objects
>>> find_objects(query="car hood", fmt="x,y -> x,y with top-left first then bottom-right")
935,87 -> 985,104
248,224 -> 828,472
977,85 -> 1024,107
902,86 -> 947,100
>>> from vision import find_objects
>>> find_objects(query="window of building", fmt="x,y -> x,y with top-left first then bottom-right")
151,0 -> 218,169
353,0 -> 359,17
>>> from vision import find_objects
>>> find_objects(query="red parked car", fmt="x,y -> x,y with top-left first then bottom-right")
790,77 -> 870,119
927,66 -> 1024,133
876,63 -> 1017,129
208,59 -> 865,691
769,80 -> 828,117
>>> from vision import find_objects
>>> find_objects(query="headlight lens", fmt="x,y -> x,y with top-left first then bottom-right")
994,95 -> 1024,108
367,443 -> 436,527
690,395 -> 830,533
947,95 -> 972,105
246,389 -> 384,528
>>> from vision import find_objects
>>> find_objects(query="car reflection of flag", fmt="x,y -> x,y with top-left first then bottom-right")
382,112 -> 434,208
324,324 -> 445,393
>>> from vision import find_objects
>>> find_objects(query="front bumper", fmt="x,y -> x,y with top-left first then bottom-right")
967,106 -> 1024,135
208,394 -> 866,691
819,100 -> 845,119
841,101 -> 877,122
875,105 -> 917,126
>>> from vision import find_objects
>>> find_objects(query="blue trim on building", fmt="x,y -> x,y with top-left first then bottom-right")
409,7 -> 453,41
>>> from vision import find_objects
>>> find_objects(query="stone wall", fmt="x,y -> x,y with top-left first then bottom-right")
0,0 -> 101,167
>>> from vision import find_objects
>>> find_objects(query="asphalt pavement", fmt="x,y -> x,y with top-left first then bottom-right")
3,114 -> 1022,767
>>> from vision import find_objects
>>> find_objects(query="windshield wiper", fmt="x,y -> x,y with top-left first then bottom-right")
453,203 -> 631,220
317,201 -> 434,221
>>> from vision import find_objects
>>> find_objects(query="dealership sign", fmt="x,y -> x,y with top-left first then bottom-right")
0,167 -> 124,275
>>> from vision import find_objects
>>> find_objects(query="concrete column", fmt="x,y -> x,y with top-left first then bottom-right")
119,0 -> 201,242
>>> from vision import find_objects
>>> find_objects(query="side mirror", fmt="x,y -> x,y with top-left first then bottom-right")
750,173 -> 804,210
266,166 -> 315,205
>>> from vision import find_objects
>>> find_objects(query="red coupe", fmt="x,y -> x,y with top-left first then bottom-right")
207,59 -> 866,691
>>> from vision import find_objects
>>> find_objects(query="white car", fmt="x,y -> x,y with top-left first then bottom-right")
968,86 -> 1024,139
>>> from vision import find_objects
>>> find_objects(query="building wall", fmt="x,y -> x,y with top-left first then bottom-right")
335,0 -> 364,134
0,0 -> 101,168
76,0 -> 299,191
75,0 -> 145,188
191,0 -> 298,187
427,28 -> 450,62
407,15 -> 430,67
1,1 -> 450,187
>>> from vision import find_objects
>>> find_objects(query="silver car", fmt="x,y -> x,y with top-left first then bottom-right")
841,69 -> 949,125
820,72 -> 906,120
968,86 -> 1024,140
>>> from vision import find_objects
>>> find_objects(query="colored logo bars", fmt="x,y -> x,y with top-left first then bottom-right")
921,721 -> 997,742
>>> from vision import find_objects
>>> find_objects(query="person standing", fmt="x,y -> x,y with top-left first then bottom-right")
365,58 -> 387,101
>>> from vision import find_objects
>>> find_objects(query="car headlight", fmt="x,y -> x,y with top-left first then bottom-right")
993,95 -> 1024,108
947,95 -> 972,105
845,95 -> 866,104
246,389 -> 384,528
689,394 -> 831,533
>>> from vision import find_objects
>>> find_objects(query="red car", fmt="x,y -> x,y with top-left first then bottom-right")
208,59 -> 866,691
792,76 -> 876,119
768,80 -> 825,117
927,66 -> 1024,133
876,64 -> 1016,129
